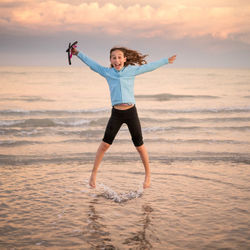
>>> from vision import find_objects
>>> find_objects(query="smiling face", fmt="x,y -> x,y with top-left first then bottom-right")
110,49 -> 127,71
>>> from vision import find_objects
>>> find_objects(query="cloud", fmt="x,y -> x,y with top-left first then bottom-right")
0,0 -> 250,44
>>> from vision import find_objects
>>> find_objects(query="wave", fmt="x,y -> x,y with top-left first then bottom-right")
1,106 -> 249,117
141,117 -> 250,124
135,93 -> 218,101
0,138 -> 248,148
0,118 -> 90,128
0,107 -> 109,116
145,138 -> 250,145
0,120 -> 25,126
146,106 -> 250,114
55,138 -> 250,145
0,127 -> 104,137
0,152 -> 249,166
0,96 -> 54,103
0,140 -> 43,147
0,152 -> 96,166
143,125 -> 250,132
4,116 -> 248,129
1,125 -> 249,138
53,118 -> 90,127
0,128 -> 43,136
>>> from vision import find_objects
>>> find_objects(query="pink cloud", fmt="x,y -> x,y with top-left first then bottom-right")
0,0 -> 250,44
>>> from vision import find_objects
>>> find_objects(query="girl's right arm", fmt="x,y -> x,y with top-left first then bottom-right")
72,49 -> 107,77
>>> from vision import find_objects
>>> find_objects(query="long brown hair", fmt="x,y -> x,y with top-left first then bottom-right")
110,47 -> 148,67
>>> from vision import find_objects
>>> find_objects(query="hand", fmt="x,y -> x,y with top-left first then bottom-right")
71,47 -> 79,56
168,55 -> 176,64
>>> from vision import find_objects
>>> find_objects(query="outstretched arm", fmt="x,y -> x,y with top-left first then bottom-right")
132,55 -> 177,76
71,48 -> 107,77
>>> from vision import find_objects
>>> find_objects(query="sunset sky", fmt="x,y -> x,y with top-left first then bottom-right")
1,0 -> 250,67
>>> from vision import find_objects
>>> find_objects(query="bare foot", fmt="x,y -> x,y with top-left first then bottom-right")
89,173 -> 96,188
143,176 -> 151,189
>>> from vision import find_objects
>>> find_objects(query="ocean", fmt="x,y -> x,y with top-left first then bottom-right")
0,66 -> 249,249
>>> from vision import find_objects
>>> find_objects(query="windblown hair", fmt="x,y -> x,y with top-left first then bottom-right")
110,47 -> 148,67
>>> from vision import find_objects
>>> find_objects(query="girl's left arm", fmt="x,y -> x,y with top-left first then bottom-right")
132,55 -> 176,76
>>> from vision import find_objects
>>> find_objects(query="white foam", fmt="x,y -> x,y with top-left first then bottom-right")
36,241 -> 44,246
0,107 -> 109,116
158,106 -> 250,114
97,183 -> 144,203
0,120 -> 25,126
82,180 -> 144,203
1,109 -> 30,114
143,126 -> 165,132
53,118 -> 90,126
17,129 -> 39,136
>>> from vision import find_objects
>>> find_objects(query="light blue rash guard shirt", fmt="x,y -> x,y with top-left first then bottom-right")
77,51 -> 169,106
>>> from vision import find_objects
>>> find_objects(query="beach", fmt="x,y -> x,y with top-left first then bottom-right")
0,66 -> 249,249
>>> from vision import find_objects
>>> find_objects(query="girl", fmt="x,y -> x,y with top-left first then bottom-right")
71,46 -> 176,188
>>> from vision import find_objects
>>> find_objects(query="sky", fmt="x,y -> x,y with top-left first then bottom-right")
0,0 -> 250,68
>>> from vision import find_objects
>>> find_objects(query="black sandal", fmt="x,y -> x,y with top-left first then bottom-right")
66,41 -> 78,65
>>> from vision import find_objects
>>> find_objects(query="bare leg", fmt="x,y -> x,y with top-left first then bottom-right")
136,144 -> 151,188
89,141 -> 110,188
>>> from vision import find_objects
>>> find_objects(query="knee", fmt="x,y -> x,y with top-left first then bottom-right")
100,142 -> 110,152
136,144 -> 144,153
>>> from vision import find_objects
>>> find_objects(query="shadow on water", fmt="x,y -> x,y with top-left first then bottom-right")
82,198 -> 156,249
82,200 -> 115,249
123,204 -> 156,249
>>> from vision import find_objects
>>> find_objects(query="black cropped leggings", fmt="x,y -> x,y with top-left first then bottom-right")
103,105 -> 143,147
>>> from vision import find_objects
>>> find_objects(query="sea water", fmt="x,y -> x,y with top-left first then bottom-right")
0,66 -> 249,249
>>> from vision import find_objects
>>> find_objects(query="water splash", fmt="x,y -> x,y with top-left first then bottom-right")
83,180 -> 144,203
97,183 -> 144,203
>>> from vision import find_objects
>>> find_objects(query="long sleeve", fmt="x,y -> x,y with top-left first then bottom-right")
77,51 -> 107,77
76,52 -> 169,106
129,58 -> 169,76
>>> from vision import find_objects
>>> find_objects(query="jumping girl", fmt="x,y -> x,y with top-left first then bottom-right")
71,46 -> 176,188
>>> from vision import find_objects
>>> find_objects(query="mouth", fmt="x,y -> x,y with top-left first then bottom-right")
114,63 -> 122,68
